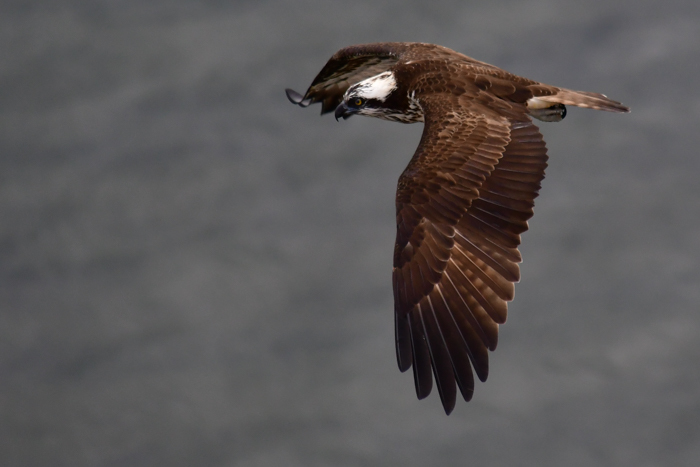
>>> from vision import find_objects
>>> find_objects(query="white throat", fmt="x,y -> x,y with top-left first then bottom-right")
345,71 -> 397,102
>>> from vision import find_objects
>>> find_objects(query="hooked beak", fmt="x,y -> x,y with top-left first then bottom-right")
334,102 -> 356,121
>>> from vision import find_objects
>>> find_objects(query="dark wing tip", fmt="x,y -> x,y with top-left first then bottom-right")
285,88 -> 311,107
473,359 -> 489,383
443,401 -> 455,416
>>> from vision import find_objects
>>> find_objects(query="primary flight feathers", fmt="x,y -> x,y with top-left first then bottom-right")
286,42 -> 628,415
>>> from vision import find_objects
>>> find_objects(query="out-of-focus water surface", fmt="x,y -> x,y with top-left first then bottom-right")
2,1 -> 699,465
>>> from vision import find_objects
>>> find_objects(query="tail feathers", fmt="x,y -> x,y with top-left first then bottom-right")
531,89 -> 630,113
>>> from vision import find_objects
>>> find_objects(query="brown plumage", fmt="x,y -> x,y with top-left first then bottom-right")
286,42 -> 629,414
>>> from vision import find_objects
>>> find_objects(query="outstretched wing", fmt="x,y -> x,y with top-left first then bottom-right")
393,93 -> 548,414
285,42 -> 460,114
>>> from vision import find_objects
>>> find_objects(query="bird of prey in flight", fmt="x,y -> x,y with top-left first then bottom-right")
286,42 -> 629,414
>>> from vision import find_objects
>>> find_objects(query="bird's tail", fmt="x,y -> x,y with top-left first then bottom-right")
529,88 -> 630,113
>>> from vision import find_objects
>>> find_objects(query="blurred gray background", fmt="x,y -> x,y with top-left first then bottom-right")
1,0 -> 699,466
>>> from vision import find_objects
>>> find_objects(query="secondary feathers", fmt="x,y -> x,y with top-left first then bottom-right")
286,42 -> 628,414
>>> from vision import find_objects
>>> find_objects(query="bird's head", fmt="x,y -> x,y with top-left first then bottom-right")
335,71 -> 398,121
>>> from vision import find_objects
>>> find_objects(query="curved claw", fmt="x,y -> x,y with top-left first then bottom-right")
530,103 -> 567,122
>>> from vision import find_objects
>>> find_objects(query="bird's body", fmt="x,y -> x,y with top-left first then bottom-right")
286,42 -> 628,414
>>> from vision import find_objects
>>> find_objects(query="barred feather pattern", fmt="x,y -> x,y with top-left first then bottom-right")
286,41 -> 628,415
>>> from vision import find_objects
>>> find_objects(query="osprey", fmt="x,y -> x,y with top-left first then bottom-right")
286,42 -> 629,414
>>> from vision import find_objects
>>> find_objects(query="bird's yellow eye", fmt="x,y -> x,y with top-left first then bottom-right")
354,98 -> 364,106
